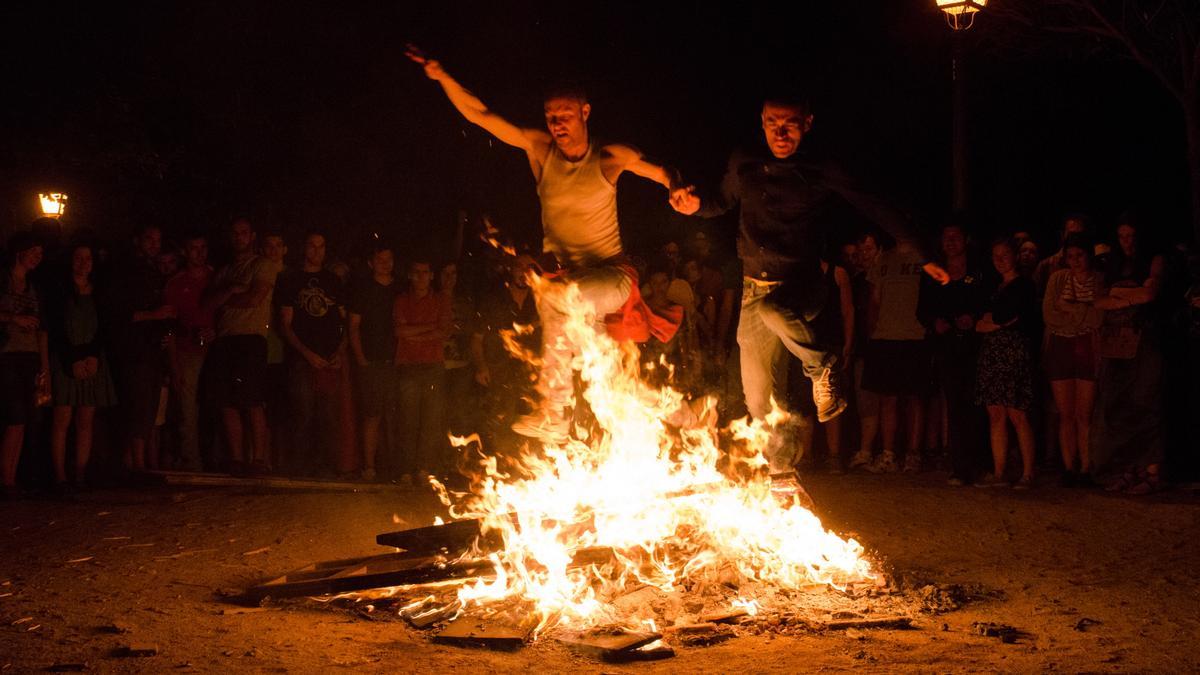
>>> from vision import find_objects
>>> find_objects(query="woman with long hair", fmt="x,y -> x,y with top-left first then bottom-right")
1042,234 -> 1104,486
974,238 -> 1039,489
0,233 -> 49,499
46,242 -> 117,492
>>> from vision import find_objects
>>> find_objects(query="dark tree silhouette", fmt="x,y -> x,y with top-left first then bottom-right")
987,0 -> 1200,242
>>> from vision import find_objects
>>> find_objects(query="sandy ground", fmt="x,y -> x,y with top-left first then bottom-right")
1,472 -> 1198,673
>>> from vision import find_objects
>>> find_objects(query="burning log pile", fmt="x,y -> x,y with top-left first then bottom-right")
244,275 -> 919,661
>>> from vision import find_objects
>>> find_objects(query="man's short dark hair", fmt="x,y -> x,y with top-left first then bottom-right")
543,81 -> 588,105
180,229 -> 207,244
762,88 -> 811,114
1062,233 -> 1094,258
134,223 -> 162,238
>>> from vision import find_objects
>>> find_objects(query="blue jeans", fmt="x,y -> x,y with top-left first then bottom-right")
396,363 -> 446,476
737,278 -> 837,421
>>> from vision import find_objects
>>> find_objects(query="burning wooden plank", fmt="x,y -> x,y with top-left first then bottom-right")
557,630 -> 663,661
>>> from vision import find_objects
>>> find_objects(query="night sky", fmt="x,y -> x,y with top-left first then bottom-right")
1,1 -> 1189,259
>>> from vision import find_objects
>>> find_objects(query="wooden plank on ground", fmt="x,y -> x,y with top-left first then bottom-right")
557,630 -> 662,660
146,470 -> 399,493
244,553 -> 495,600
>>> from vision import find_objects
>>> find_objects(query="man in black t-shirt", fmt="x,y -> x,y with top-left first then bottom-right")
277,231 -> 346,475
348,241 -> 398,480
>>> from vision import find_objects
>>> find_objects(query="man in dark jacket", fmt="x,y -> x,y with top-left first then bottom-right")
673,94 -> 947,468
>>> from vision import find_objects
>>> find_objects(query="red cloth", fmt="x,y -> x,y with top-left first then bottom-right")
393,291 -> 450,364
603,267 -> 683,344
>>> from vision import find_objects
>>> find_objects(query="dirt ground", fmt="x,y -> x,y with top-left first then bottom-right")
1,472 -> 1198,674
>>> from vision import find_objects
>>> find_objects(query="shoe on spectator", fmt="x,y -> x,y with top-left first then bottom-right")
1059,470 -> 1078,488
827,457 -> 845,475
946,477 -> 965,487
848,450 -> 873,470
974,474 -> 1009,488
511,409 -> 570,444
399,473 -> 414,487
245,460 -> 271,477
1012,475 -> 1034,490
903,451 -> 922,474
812,368 -> 847,423
867,453 -> 898,474
360,467 -> 377,482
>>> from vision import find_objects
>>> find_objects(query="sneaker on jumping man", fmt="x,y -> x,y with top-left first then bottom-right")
812,367 -> 847,423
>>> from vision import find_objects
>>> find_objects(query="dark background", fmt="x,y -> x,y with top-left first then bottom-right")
0,1 -> 1189,258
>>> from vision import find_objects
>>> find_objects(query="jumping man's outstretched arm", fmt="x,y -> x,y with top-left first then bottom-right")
407,45 -> 549,155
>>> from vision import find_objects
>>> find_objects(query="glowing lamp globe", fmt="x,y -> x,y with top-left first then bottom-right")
937,0 -> 987,30
39,192 -> 68,218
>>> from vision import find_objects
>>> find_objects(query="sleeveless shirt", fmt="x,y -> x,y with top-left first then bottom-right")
537,141 -> 622,266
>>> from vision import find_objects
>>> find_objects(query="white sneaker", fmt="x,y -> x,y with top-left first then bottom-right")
511,409 -> 570,444
903,452 -> 922,474
867,452 -> 898,474
849,450 -> 873,470
813,367 -> 847,423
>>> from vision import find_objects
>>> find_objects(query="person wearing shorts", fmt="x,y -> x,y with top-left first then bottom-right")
0,233 -> 48,498
205,218 -> 280,474
1042,234 -> 1104,486
860,244 -> 933,474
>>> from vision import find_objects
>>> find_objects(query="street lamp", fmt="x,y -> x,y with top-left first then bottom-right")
937,0 -> 987,31
38,192 -> 68,218
935,0 -> 985,215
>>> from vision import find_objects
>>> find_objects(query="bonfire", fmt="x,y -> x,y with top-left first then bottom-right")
420,270 -> 878,638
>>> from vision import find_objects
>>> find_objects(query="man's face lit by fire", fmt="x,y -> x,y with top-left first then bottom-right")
1117,223 -> 1137,257
368,249 -> 394,277
543,98 -> 590,153
1065,245 -> 1090,273
71,247 -> 92,279
261,235 -> 286,264
856,235 -> 879,269
992,242 -> 1016,276
303,234 -> 326,269
409,262 -> 433,294
1018,241 -> 1039,269
138,227 -> 162,260
761,103 -> 813,159
16,245 -> 43,272
230,220 -> 255,255
510,254 -> 535,288
941,226 -> 966,259
184,238 -> 207,269
439,263 -> 458,293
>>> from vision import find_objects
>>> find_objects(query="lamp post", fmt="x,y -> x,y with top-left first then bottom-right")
38,192 -> 69,218
936,0 -> 986,216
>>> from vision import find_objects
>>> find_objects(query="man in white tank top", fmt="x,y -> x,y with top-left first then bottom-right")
409,47 -> 692,442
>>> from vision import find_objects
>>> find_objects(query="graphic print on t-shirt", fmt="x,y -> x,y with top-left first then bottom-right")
297,277 -> 333,318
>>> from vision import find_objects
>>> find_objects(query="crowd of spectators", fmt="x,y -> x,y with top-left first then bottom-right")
1,212 -> 1198,499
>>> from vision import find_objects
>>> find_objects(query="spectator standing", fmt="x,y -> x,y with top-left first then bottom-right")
1090,220 -> 1166,494
259,231 -> 289,468
472,254 -> 540,443
205,218 -> 279,474
860,241 -> 930,474
47,243 -> 116,491
1042,234 -> 1105,487
163,233 -> 214,471
1017,240 -> 1040,280
1034,214 -> 1090,296
348,242 -> 398,481
105,225 -> 174,473
917,224 -> 988,486
849,232 -> 882,470
440,261 -> 477,440
1,234 -> 48,498
394,260 -> 451,482
276,232 -> 348,477
974,239 -> 1039,489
